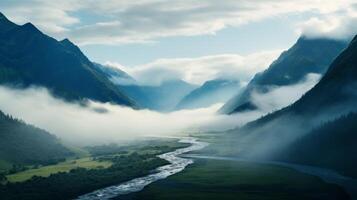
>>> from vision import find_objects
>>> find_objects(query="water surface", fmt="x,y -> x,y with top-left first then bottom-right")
77,137 -> 208,200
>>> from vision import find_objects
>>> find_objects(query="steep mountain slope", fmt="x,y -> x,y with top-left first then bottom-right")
228,35 -> 357,159
220,37 -> 347,114
176,79 -> 241,110
275,112 -> 357,178
0,12 -> 135,107
0,110 -> 72,170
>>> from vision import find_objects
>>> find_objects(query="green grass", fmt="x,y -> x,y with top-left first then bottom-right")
122,159 -> 349,200
0,159 -> 11,173
6,157 -> 112,183
63,144 -> 90,158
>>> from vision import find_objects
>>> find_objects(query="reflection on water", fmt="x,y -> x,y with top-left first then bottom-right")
77,137 -> 208,200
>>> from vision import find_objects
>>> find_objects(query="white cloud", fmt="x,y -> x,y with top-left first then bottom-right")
0,74 -> 321,146
1,0 -> 356,44
106,50 -> 281,86
0,86 -> 258,145
0,0 -> 81,33
297,5 -> 357,39
250,73 -> 321,112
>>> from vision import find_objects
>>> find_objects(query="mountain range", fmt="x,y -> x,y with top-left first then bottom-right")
220,37 -> 348,114
176,79 -> 241,110
223,35 -> 357,177
0,12 -> 135,107
94,63 -> 198,111
119,80 -> 196,111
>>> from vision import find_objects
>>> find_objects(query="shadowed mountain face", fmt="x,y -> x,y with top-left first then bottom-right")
0,110 -> 72,168
220,37 -> 348,114
0,13 -> 135,107
175,79 -> 241,110
226,35 -> 357,161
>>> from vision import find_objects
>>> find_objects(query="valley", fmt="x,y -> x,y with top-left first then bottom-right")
0,4 -> 356,200
121,158 -> 349,200
0,138 -> 189,200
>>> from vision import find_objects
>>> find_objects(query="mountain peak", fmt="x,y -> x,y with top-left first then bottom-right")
61,38 -> 74,45
0,12 -> 17,31
22,22 -> 41,33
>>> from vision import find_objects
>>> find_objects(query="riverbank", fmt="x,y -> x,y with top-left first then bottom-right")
0,138 -> 188,200
78,137 -> 208,200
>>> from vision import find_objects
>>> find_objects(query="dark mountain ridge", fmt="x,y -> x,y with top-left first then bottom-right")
220,37 -> 348,114
0,12 -> 135,107
227,35 -> 357,161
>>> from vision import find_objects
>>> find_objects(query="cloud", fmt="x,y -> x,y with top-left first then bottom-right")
250,73 -> 321,112
0,74 -> 320,146
0,85 -> 259,145
1,0 -> 356,44
297,5 -> 357,40
106,50 -> 281,86
0,0 -> 81,33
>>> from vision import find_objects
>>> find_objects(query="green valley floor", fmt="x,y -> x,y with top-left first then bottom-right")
121,159 -> 350,200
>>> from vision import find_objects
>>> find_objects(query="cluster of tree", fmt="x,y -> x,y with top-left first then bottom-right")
0,110 -> 73,170
276,112 -> 357,178
86,144 -> 128,157
0,152 -> 169,200
0,173 -> 6,183
86,140 -> 188,157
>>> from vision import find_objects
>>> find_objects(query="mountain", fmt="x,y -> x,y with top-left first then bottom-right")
0,12 -> 135,107
93,63 -> 197,111
176,79 -> 241,110
121,80 -> 197,111
275,112 -> 357,178
226,35 -> 357,162
0,110 -> 73,172
220,37 -> 348,114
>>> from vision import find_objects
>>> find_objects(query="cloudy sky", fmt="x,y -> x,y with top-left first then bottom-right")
1,0 -> 356,85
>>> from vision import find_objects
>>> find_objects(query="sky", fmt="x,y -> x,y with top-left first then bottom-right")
1,0 -> 356,85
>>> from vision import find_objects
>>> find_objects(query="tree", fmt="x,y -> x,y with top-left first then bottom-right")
0,173 -> 7,182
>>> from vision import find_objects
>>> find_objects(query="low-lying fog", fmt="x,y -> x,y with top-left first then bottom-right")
0,74 -> 320,146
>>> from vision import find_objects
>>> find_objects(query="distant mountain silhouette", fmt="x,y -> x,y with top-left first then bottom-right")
176,79 -> 241,110
94,63 -> 197,111
120,80 -> 197,111
220,37 -> 347,114
0,12 -> 135,107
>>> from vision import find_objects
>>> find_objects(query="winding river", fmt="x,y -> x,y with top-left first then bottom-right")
77,137 -> 208,200
77,138 -> 356,200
